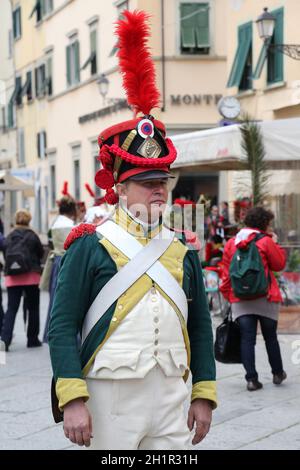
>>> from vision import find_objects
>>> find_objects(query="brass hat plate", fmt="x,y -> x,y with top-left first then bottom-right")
137,137 -> 162,159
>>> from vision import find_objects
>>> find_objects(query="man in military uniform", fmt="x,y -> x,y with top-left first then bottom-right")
49,10 -> 217,450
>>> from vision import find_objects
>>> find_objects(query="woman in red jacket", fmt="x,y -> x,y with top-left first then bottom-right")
220,207 -> 287,391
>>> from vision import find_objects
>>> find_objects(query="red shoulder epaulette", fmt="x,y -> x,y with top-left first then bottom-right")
64,224 -> 97,250
171,228 -> 201,251
183,229 -> 201,251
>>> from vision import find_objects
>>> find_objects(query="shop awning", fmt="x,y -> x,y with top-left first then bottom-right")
0,170 -> 35,196
170,117 -> 300,171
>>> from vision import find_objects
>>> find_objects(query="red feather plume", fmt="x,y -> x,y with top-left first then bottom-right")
62,181 -> 69,196
85,183 -> 95,198
116,10 -> 160,116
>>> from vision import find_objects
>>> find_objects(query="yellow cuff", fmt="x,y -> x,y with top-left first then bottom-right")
191,381 -> 218,409
56,378 -> 90,410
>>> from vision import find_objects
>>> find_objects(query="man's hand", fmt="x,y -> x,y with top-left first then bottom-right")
187,398 -> 212,445
63,398 -> 93,447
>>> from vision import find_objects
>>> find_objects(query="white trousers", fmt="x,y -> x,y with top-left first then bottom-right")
86,365 -> 192,450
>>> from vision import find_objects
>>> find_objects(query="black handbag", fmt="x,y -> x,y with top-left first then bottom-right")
214,306 -> 242,364
51,377 -> 64,423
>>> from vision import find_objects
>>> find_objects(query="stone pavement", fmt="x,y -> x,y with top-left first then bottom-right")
0,291 -> 300,450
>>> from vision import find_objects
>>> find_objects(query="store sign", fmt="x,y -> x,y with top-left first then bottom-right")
170,94 -> 223,106
79,99 -> 129,124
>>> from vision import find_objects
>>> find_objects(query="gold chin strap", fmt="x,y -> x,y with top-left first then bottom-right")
113,129 -> 137,182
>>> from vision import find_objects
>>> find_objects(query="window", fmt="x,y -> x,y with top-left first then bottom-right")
1,107 -> 6,132
29,1 -> 42,22
72,145 -> 81,200
116,0 -> 129,16
9,78 -> 22,116
37,131 -> 47,159
15,76 -> 23,106
50,163 -> 56,209
18,128 -> 25,165
227,22 -> 252,89
74,160 -> 81,201
13,7 -> 22,40
109,1 -> 128,57
8,30 -> 13,58
42,0 -> 54,17
46,55 -> 53,95
22,71 -> 33,102
91,140 -> 101,197
35,64 -> 47,97
180,2 -> 210,55
82,28 -> 97,76
66,41 -> 80,86
7,100 -> 15,128
29,0 -> 53,23
253,8 -> 284,83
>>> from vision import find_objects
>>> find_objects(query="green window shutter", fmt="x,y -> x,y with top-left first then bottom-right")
66,45 -> 71,86
74,41 -> 80,83
90,29 -> 97,53
26,71 -> 32,100
267,8 -> 284,84
253,41 -> 269,80
181,27 -> 196,48
181,3 -> 197,48
13,8 -> 21,39
195,5 -> 209,46
19,8 -> 22,37
227,22 -> 252,88
8,101 -> 14,128
13,11 -> 16,38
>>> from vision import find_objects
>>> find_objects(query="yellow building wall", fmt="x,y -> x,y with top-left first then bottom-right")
226,0 -> 300,120
12,0 -> 47,168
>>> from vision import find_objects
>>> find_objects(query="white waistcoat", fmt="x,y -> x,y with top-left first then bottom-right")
87,287 -> 188,380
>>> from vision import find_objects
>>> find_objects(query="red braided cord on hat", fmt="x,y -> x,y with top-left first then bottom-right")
99,138 -> 176,169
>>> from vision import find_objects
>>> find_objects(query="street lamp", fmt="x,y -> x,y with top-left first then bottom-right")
97,73 -> 109,104
256,7 -> 300,60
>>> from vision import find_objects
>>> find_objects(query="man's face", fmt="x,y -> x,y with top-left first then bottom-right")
117,179 -> 169,222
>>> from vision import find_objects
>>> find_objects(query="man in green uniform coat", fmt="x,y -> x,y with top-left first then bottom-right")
49,10 -> 217,450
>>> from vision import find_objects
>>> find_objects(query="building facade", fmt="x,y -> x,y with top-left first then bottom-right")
43,0 -> 228,226
225,0 -> 300,247
0,0 -> 18,229
2,0 -> 227,231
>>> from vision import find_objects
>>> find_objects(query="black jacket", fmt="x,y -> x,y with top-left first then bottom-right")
3,227 -> 44,274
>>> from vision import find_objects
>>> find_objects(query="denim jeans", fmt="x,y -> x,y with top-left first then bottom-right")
237,314 -> 284,381
1,285 -> 40,347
